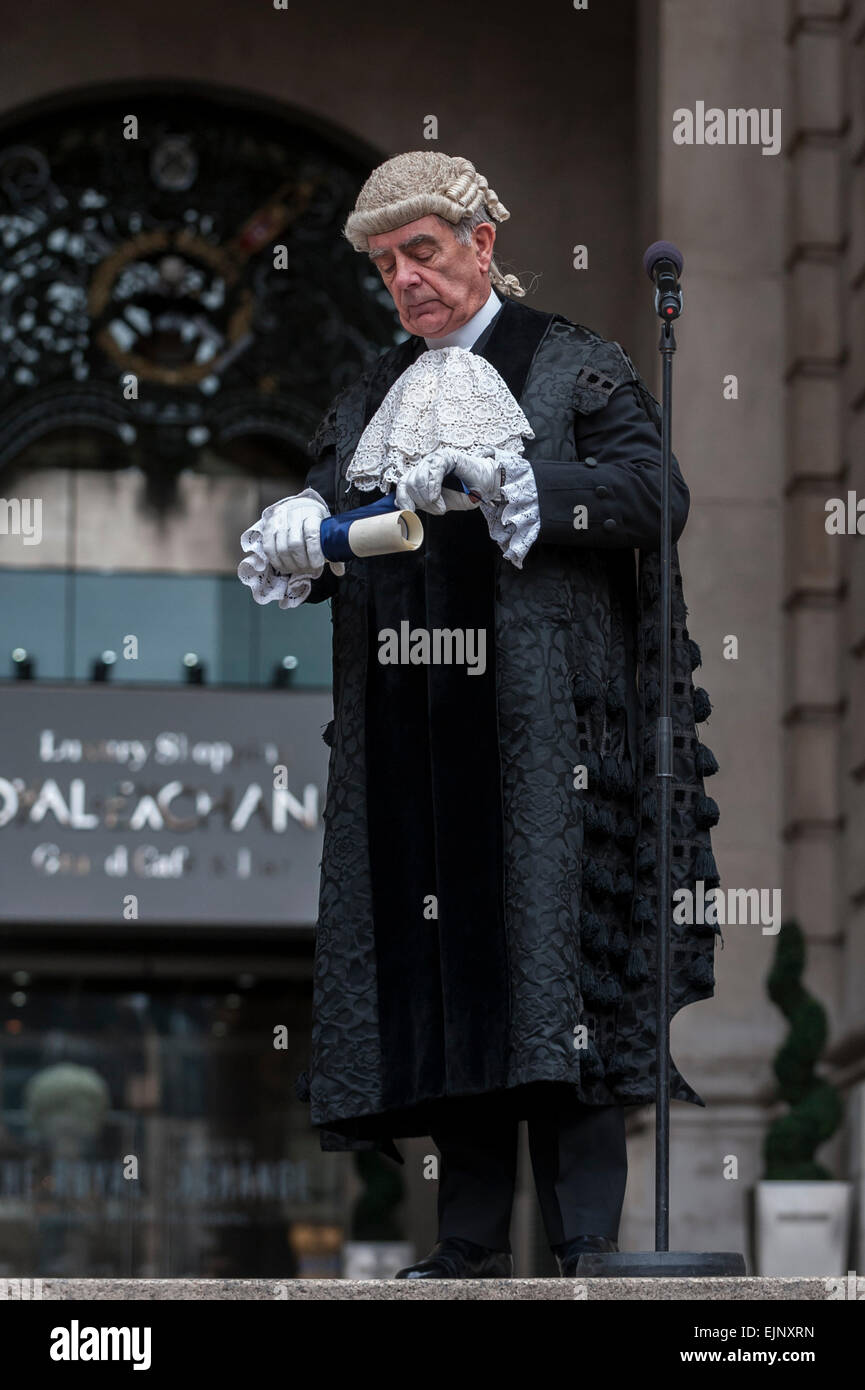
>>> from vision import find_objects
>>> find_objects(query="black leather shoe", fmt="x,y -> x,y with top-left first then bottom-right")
395,1236 -> 513,1279
553,1234 -> 619,1276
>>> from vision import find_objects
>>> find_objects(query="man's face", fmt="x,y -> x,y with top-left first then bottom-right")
367,215 -> 496,338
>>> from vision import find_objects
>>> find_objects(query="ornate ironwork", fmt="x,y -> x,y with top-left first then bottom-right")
0,92 -> 401,508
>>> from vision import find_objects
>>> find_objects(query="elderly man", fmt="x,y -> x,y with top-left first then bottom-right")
242,151 -> 721,1279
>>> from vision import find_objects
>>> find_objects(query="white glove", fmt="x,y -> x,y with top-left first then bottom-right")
394,450 -> 455,515
394,447 -> 500,515
259,491 -> 341,576
440,448 -> 504,502
238,487 -> 344,612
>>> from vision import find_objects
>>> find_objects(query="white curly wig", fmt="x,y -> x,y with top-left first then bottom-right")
343,150 -> 525,298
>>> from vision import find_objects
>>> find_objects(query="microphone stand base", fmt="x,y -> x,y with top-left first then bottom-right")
574,1250 -> 747,1278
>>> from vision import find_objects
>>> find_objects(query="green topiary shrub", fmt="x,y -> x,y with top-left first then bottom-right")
763,918 -> 843,1180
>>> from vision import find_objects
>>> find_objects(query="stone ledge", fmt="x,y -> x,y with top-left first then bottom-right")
23,1277 -> 833,1301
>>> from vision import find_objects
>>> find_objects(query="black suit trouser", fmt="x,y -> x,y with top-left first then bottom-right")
430,1083 -> 627,1252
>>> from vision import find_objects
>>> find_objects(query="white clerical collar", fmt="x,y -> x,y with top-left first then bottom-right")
423,288 -> 503,350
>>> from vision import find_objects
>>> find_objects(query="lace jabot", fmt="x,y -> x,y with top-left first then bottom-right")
345,346 -> 535,492
237,346 -> 543,610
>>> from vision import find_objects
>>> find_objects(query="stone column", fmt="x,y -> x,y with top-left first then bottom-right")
785,1 -> 865,1224
783,0 -> 846,1058
630,0 -> 789,1259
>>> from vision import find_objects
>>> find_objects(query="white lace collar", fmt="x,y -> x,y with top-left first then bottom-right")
345,346 -> 535,493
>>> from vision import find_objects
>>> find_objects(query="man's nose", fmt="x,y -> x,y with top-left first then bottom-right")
392,257 -> 422,291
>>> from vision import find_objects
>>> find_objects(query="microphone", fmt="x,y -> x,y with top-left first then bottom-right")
643,240 -> 684,321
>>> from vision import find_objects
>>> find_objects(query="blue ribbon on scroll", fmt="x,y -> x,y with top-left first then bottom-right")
320,474 -> 471,561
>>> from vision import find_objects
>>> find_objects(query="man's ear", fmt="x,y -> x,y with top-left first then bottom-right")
473,222 -> 496,273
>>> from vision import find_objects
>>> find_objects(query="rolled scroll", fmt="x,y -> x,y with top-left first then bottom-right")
346,506 -> 423,557
319,473 -> 471,562
320,494 -> 422,561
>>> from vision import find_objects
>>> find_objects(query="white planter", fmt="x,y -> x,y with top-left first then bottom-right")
755,1181 -> 853,1276
341,1241 -> 414,1280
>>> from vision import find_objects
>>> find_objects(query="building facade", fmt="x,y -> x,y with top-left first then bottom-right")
0,0 -> 862,1276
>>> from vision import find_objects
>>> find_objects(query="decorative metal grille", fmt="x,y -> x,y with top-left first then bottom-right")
0,91 -> 401,508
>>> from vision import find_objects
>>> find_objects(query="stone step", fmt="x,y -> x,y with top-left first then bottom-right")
21,1276 -> 836,1301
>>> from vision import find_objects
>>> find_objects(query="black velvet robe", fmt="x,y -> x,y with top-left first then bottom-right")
295,295 -> 723,1161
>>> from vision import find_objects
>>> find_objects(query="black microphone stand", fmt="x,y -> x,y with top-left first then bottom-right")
576,248 -> 746,1279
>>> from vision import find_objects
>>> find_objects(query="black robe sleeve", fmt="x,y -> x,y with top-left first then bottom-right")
299,408 -> 342,605
528,379 -> 690,549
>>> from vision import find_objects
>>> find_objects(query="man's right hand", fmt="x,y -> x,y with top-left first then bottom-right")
260,494 -> 329,575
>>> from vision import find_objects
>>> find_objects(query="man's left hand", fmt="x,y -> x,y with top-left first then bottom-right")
394,447 -> 502,515
394,450 -> 452,515
442,448 -> 503,503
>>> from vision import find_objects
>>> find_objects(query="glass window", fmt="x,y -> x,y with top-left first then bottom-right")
0,568 -> 332,689
0,974 -> 345,1277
